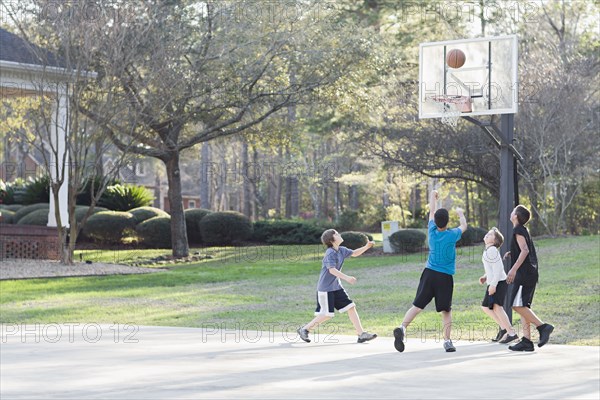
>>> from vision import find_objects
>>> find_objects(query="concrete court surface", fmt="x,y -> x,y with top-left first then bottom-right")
1,324 -> 598,399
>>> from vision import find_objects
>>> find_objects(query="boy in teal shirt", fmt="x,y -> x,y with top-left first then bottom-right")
394,189 -> 467,352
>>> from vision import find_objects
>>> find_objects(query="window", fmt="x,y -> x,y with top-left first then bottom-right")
188,200 -> 196,209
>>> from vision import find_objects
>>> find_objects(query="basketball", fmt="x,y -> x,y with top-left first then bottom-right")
446,49 -> 466,69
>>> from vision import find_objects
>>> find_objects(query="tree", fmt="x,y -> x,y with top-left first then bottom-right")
74,0 -> 370,257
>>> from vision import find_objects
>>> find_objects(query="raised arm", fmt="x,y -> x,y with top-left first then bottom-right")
428,190 -> 438,221
352,241 -> 374,257
455,207 -> 467,233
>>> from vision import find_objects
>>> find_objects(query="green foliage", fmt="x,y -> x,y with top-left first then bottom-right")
129,206 -> 169,225
13,203 -> 49,223
389,229 -> 426,253
22,175 -> 50,205
136,216 -> 172,248
82,211 -> 136,244
0,209 -> 16,224
361,204 -> 387,231
253,220 -> 322,244
340,231 -> 369,250
0,179 -> 26,205
566,177 -> 600,235
98,184 -> 154,211
200,211 -> 253,245
74,206 -> 109,224
1,204 -> 24,212
457,227 -> 487,247
184,208 -> 212,244
336,210 -> 361,231
76,176 -> 121,206
16,208 -> 48,226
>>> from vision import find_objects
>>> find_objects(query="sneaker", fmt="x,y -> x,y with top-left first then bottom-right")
492,328 -> 507,342
499,333 -> 519,344
297,327 -> 310,343
443,340 -> 456,352
393,326 -> 405,352
508,337 -> 534,352
357,332 -> 378,343
537,323 -> 554,347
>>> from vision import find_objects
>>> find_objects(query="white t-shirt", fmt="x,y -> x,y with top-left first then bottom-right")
482,246 -> 507,288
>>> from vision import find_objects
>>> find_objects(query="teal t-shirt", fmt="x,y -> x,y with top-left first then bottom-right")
426,220 -> 463,275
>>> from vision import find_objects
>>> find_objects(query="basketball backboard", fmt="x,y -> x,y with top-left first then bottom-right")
419,35 -> 518,119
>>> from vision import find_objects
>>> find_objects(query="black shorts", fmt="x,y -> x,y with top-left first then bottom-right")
413,268 -> 454,312
510,284 -> 536,308
482,280 -> 508,309
314,289 -> 355,317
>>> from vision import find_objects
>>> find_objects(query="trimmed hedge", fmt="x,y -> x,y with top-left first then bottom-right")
0,204 -> 24,212
458,226 -> 487,247
340,231 -> 372,250
253,220 -> 322,245
185,208 -> 212,244
82,211 -> 136,243
0,209 -> 16,224
74,206 -> 109,224
129,206 -> 169,225
136,216 -> 171,248
389,229 -> 426,253
14,203 -> 49,223
200,211 -> 253,245
16,209 -> 49,226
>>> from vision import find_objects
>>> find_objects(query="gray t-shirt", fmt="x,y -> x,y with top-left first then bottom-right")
317,246 -> 354,292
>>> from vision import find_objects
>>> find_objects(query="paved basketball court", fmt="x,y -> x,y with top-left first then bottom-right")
1,324 -> 598,399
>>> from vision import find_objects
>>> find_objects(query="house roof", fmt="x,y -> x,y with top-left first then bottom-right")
0,27 -> 65,68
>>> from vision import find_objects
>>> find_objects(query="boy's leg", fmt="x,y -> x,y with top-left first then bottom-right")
346,306 -> 364,335
482,306 -> 502,326
303,315 -> 331,332
513,306 -> 532,339
441,310 -> 452,341
401,305 -> 423,329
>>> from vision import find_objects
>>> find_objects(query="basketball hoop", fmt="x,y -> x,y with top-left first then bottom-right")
428,95 -> 471,127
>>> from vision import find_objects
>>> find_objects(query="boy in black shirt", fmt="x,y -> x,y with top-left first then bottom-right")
504,205 -> 554,351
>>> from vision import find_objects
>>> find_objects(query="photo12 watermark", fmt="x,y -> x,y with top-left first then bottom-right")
1,323 -> 140,344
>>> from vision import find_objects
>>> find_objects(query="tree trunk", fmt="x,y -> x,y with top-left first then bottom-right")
349,185 -> 359,210
200,142 -> 211,209
164,153 -> 189,258
241,139 -> 252,218
464,180 -> 470,224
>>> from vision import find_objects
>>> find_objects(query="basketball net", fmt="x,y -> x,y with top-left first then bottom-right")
429,95 -> 471,128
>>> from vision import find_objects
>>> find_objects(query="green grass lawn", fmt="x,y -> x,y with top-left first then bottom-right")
1,236 -> 598,345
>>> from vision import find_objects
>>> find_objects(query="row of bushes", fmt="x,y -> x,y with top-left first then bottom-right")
1,177 -> 154,211
389,226 -> 487,253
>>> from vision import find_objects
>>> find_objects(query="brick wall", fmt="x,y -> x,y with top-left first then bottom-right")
0,224 -> 60,260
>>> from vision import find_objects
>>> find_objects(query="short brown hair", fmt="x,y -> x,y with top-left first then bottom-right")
514,205 -> 531,225
321,229 -> 336,248
490,227 -> 504,248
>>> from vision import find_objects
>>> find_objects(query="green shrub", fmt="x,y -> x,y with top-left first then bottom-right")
457,226 -> 487,247
0,179 -> 27,205
185,208 -> 212,244
98,184 -> 154,211
23,175 -> 50,205
1,204 -> 24,212
17,209 -> 49,226
0,209 -> 16,224
253,220 -> 322,244
129,206 -> 169,225
82,211 -> 136,243
14,203 -> 50,223
340,231 -> 370,250
336,210 -> 361,231
76,176 -> 120,206
200,211 -> 253,245
74,206 -> 109,224
136,216 -> 171,248
389,229 -> 426,253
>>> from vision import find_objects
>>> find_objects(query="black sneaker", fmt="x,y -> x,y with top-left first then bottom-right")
443,340 -> 456,352
499,333 -> 518,344
393,326 -> 405,352
492,328 -> 507,342
537,323 -> 554,347
509,337 -> 534,352
357,332 -> 377,343
297,327 -> 310,343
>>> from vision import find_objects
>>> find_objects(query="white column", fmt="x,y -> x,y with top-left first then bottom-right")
47,89 -> 69,228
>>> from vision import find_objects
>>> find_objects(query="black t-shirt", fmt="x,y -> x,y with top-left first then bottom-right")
510,225 -> 539,286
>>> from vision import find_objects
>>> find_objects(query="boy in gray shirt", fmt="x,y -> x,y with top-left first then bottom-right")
297,229 -> 377,344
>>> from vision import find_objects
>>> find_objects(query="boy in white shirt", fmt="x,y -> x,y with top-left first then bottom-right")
479,227 -> 518,344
